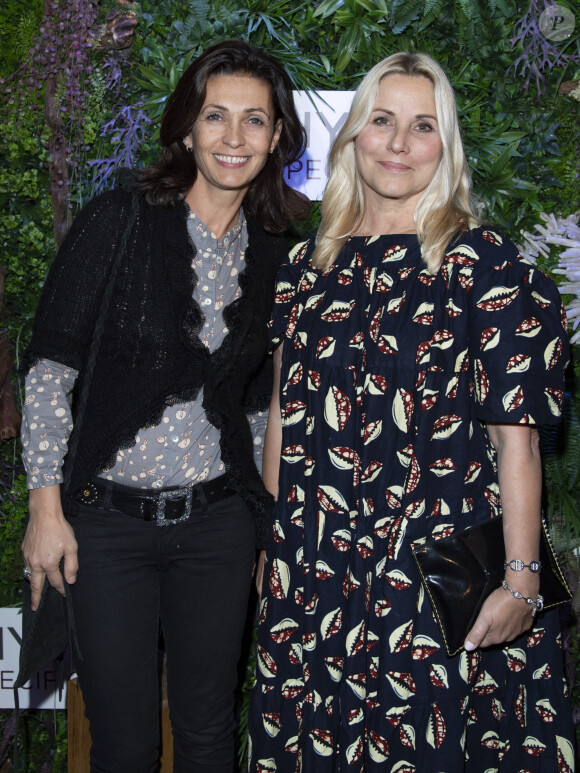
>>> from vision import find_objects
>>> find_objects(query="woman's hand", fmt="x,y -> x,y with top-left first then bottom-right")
22,485 -> 78,610
465,581 -> 539,651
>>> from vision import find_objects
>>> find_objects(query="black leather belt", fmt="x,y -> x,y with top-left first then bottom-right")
75,474 -> 235,525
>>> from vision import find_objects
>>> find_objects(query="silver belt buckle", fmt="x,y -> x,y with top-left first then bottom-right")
156,487 -> 193,526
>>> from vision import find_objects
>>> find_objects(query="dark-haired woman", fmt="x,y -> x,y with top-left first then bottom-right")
20,40 -> 308,773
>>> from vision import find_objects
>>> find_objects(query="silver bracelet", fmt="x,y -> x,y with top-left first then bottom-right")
501,580 -> 544,616
504,558 -> 542,573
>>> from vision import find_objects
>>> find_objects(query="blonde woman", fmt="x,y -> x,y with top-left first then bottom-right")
249,52 -> 574,771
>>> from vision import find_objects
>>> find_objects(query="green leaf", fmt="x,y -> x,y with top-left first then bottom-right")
336,24 -> 363,71
314,0 -> 345,18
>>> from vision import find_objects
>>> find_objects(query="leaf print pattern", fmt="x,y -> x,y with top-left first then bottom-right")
249,228 -> 573,772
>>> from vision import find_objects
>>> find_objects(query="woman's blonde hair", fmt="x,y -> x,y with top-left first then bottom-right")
312,52 -> 478,273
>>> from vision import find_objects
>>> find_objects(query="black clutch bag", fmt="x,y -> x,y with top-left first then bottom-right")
411,516 -> 571,657
14,573 -> 78,692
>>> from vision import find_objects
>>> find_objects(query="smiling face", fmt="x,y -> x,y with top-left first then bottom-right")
354,73 -> 443,231
184,73 -> 282,205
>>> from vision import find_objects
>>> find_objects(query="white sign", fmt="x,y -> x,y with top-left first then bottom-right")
0,607 -> 68,709
286,91 -> 355,201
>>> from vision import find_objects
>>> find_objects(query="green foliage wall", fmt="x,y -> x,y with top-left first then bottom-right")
0,0 -> 578,345
132,0 -> 579,234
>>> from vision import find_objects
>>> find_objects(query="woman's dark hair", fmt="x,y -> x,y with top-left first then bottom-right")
137,40 -> 310,232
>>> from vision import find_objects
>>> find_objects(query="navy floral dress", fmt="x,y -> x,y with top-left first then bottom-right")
249,227 -> 575,772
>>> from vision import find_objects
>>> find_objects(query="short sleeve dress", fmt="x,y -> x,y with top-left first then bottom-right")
249,227 -> 575,773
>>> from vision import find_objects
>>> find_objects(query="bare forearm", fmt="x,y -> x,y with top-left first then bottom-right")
465,423 -> 542,650
262,419 -> 282,498
256,345 -> 283,598
262,345 -> 283,500
28,484 -> 64,517
488,422 -> 542,595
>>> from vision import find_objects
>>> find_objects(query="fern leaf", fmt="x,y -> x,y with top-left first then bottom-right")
390,0 -> 426,34
418,0 -> 445,30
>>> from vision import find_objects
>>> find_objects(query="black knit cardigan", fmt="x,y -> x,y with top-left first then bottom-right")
22,187 -> 287,547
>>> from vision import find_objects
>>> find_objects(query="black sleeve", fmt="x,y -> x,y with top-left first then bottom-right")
21,189 -> 136,374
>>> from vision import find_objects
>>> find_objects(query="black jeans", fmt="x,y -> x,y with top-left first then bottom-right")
66,490 -> 256,773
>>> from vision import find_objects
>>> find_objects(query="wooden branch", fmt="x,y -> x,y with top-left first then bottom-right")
45,70 -> 71,249
559,80 -> 579,96
0,268 -> 21,441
